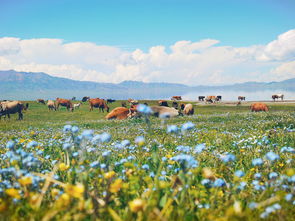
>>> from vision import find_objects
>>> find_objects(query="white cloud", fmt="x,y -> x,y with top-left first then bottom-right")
0,30 -> 295,85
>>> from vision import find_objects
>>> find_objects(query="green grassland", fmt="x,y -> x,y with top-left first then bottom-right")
0,101 -> 294,220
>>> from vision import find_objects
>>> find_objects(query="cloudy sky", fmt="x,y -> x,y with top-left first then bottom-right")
0,0 -> 295,85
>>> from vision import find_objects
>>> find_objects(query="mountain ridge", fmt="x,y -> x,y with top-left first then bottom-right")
0,70 -> 294,100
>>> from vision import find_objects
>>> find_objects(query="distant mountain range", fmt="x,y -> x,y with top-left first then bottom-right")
0,70 -> 294,100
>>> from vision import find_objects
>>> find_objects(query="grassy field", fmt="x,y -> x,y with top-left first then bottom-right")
0,101 -> 294,220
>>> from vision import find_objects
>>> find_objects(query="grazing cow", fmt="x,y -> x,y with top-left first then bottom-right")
72,97 -> 76,101
56,98 -> 73,111
180,103 -> 186,110
82,96 -> 90,102
272,94 -> 284,101
216,95 -> 222,101
206,96 -> 217,103
107,99 -> 116,104
150,106 -> 179,118
238,96 -> 246,101
128,99 -> 139,105
171,96 -> 182,101
121,101 -> 127,107
105,107 -> 137,120
183,104 -> 194,115
158,100 -> 169,107
172,102 -> 178,109
198,96 -> 205,101
73,102 -> 82,110
0,101 -> 27,120
89,98 -> 109,112
250,103 -> 269,112
47,100 -> 56,111
37,99 -> 45,105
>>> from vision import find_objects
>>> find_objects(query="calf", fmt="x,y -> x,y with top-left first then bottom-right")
250,103 -> 269,112
73,102 -> 82,110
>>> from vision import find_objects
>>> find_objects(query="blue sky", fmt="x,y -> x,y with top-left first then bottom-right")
0,0 -> 294,85
1,0 -> 295,50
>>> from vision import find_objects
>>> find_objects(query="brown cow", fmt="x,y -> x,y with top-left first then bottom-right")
171,96 -> 182,101
250,103 -> 269,112
56,98 -> 73,111
37,99 -> 45,104
158,100 -> 169,107
105,107 -> 137,120
0,101 -> 27,120
183,104 -> 194,115
47,100 -> 56,111
89,98 -> 109,112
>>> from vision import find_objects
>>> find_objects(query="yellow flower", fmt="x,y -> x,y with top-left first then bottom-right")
51,188 -> 60,198
59,163 -> 70,171
57,193 -> 71,207
65,183 -> 84,198
279,163 -> 284,167
19,138 -> 26,143
286,168 -> 294,176
104,171 -> 116,179
5,188 -> 21,199
18,176 -> 32,186
129,199 -> 145,213
240,149 -> 245,153
109,179 -> 123,193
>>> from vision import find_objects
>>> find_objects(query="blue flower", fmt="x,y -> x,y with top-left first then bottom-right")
285,194 -> 293,201
201,179 -> 211,188
100,163 -> 106,169
162,157 -> 167,162
265,151 -> 279,161
254,173 -> 262,179
26,141 -> 38,148
237,181 -> 247,190
181,122 -> 195,131
220,154 -> 236,163
121,140 -> 130,147
102,151 -> 111,157
213,178 -> 226,187
269,172 -> 278,179
71,126 -> 79,133
90,161 -> 99,168
167,125 -> 178,133
234,170 -> 245,178
142,164 -> 149,170
248,202 -> 257,209
280,146 -> 295,153
252,158 -> 263,166
82,130 -> 94,139
100,132 -> 111,143
149,172 -> 155,177
171,154 -> 198,169
6,141 -> 15,149
137,104 -> 152,114
63,125 -> 72,132
62,143 -> 71,150
194,143 -> 206,153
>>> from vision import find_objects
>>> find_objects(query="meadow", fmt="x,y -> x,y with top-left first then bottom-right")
0,101 -> 294,220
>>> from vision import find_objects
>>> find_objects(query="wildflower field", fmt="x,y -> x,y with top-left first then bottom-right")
0,101 -> 294,220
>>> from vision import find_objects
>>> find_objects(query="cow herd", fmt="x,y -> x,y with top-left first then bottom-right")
0,93 -> 288,120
